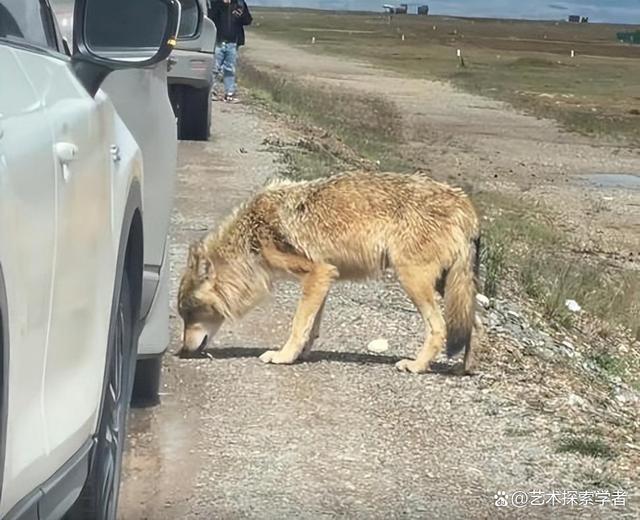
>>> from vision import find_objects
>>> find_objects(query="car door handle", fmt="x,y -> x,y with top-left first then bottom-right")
55,142 -> 78,164
55,142 -> 78,181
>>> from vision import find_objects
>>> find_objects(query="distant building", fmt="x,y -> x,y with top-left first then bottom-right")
580,16 -> 589,23
418,5 -> 429,16
568,15 -> 580,23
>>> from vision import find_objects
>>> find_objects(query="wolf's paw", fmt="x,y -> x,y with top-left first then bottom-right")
259,350 -> 296,365
395,359 -> 429,374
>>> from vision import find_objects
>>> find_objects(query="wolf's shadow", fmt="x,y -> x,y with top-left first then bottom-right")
196,346 -> 464,374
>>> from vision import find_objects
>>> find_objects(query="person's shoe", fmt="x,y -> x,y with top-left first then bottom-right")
224,93 -> 240,104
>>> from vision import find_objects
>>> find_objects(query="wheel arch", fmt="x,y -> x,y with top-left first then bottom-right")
94,178 -> 144,433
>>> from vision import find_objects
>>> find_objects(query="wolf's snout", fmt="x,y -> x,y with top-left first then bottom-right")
176,324 -> 210,358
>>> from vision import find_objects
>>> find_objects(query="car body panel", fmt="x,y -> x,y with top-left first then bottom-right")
168,0 -> 216,90
0,46 -> 56,516
101,66 -> 177,358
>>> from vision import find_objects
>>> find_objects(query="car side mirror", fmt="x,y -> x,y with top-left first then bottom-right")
71,0 -> 181,96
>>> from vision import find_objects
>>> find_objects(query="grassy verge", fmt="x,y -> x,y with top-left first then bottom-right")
249,8 -> 640,143
477,191 -> 640,339
240,62 -> 406,173
557,436 -> 615,459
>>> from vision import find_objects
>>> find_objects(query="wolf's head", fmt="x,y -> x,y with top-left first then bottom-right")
176,241 -> 225,357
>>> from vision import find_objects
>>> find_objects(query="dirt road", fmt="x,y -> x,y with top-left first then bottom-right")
117,40 -> 638,519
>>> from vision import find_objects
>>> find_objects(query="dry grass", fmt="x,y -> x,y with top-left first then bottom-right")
240,61 -> 405,172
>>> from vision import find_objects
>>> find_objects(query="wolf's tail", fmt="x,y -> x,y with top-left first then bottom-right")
444,234 -> 480,358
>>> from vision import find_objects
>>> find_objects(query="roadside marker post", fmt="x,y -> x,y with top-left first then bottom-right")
457,48 -> 466,68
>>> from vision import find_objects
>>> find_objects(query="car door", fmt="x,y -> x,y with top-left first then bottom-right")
0,43 -> 57,519
17,37 -> 115,472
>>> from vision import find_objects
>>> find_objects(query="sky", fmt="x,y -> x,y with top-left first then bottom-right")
247,1 -> 640,24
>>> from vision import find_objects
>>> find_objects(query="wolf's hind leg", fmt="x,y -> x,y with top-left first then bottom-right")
394,263 -> 445,374
260,263 -> 337,365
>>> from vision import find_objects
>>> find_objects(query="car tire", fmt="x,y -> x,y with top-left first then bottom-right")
171,85 -> 211,141
130,356 -> 162,408
65,274 -> 136,520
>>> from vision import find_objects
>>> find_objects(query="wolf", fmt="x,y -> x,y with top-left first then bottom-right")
177,170 -> 481,374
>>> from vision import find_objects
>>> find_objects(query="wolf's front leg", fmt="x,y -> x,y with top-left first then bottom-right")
260,264 -> 336,365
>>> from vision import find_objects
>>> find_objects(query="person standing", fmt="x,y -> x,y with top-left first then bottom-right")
207,0 -> 252,103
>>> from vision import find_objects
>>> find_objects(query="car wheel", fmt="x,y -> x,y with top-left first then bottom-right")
131,355 -> 162,408
66,274 -> 136,520
181,85 -> 212,141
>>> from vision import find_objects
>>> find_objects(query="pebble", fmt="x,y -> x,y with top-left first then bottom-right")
476,293 -> 490,308
367,338 -> 389,353
565,299 -> 582,312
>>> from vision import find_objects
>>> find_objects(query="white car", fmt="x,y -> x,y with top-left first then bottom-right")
0,0 -> 180,518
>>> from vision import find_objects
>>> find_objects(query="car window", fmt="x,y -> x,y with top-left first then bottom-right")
0,0 -> 57,49
178,0 -> 199,39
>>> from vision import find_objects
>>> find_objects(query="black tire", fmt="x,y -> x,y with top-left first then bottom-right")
174,85 -> 211,141
65,275 -> 137,520
130,356 -> 162,409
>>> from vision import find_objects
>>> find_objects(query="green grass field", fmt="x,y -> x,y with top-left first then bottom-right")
250,8 -> 640,142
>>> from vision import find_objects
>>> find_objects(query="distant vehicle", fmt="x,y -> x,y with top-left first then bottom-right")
418,5 -> 429,16
618,30 -> 640,44
0,0 -> 179,517
167,0 -> 217,141
383,4 -> 408,15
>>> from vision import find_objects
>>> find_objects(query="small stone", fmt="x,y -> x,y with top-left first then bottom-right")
565,299 -> 582,312
476,293 -> 490,308
367,338 -> 389,353
568,394 -> 586,408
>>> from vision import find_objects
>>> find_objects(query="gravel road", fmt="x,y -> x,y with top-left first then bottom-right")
117,76 -> 637,520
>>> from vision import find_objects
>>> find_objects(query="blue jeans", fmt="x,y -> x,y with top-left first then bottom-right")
214,42 -> 237,96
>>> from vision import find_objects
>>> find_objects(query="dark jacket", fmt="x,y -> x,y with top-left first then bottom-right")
207,0 -> 252,47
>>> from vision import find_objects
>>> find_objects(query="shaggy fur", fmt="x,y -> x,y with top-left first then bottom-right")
177,170 -> 481,374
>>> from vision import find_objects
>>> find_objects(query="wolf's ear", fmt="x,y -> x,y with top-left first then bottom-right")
188,241 -> 215,279
187,242 -> 202,272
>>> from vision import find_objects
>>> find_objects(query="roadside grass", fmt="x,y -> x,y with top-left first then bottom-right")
240,61 -> 405,173
477,192 -> 640,339
557,436 -> 615,459
250,8 -> 640,143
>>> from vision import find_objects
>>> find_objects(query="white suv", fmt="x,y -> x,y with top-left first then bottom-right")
0,0 -> 180,518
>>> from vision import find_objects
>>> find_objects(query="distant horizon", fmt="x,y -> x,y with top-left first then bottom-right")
247,1 -> 640,25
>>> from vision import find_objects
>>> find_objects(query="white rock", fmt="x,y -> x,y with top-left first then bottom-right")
565,299 -> 582,312
476,293 -> 490,308
568,394 -> 586,408
367,338 -> 389,353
